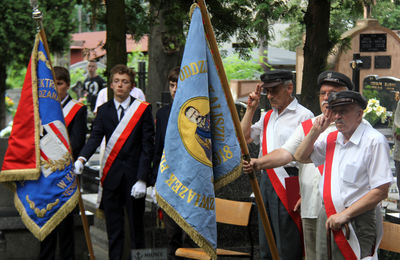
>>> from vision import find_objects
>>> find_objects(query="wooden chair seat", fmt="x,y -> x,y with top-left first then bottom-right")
175,198 -> 254,259
379,221 -> 400,253
176,247 -> 250,260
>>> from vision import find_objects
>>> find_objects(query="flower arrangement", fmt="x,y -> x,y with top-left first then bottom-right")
363,98 -> 387,126
5,96 -> 16,116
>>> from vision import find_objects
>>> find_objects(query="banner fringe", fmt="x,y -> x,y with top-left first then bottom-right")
214,160 -> 242,190
0,169 -> 40,182
156,193 -> 217,260
14,183 -> 79,241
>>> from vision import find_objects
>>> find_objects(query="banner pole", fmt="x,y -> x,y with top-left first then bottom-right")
77,178 -> 96,260
196,1 -> 280,259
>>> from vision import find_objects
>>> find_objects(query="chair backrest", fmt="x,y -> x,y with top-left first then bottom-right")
379,221 -> 400,253
215,198 -> 253,227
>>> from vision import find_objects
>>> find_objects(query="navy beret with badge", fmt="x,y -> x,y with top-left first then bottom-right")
328,90 -> 367,109
317,71 -> 354,90
260,70 -> 293,88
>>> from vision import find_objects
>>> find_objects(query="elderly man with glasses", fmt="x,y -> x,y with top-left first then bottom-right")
241,70 -> 313,260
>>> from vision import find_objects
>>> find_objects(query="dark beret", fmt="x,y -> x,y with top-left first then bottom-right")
328,90 -> 367,109
317,71 -> 354,90
260,70 -> 293,88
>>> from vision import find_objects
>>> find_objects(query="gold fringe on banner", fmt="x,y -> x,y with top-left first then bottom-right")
189,3 -> 199,19
214,160 -> 243,190
156,193 -> 217,260
11,180 -> 79,241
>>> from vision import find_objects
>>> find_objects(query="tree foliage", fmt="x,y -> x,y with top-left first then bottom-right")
0,0 -> 76,128
373,0 -> 400,29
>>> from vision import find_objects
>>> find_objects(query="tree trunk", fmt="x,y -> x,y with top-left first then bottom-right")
0,64 -> 6,129
301,0 -> 331,115
105,0 -> 127,79
147,1 -> 184,109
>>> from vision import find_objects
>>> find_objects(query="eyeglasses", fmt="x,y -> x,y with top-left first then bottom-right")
112,79 -> 131,85
317,91 -> 338,97
262,85 -> 283,95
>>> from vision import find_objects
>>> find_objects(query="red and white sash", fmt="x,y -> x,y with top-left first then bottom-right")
301,118 -> 324,175
262,110 -> 303,236
324,131 -> 382,260
100,99 -> 149,185
63,99 -> 84,128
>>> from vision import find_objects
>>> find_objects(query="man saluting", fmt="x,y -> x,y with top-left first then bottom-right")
295,91 -> 393,259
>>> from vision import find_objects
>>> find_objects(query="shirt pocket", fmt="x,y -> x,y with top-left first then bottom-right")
342,163 -> 361,187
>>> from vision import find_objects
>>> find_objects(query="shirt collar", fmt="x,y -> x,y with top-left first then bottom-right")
272,97 -> 298,114
337,121 -> 366,145
114,96 -> 131,110
61,95 -> 69,106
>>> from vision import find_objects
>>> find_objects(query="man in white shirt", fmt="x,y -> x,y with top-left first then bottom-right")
295,91 -> 393,259
241,70 -> 313,260
243,71 -> 352,259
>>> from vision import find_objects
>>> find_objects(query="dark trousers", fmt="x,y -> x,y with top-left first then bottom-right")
102,175 -> 145,260
163,210 -> 195,260
39,210 -> 75,260
259,170 -> 302,260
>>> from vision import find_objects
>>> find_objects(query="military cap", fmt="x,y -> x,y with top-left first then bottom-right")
260,70 -> 293,88
328,90 -> 367,109
317,71 -> 354,90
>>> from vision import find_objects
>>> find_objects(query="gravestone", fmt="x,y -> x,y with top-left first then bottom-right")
363,75 -> 400,111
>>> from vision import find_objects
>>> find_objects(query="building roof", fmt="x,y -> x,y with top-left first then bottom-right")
71,31 -> 148,60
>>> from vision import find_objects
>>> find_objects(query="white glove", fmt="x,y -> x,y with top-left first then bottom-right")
152,187 -> 157,204
73,159 -> 84,175
131,180 -> 147,199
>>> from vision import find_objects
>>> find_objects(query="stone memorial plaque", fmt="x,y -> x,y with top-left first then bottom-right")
375,55 -> 391,69
360,33 -> 387,52
132,248 -> 168,260
360,56 -> 371,69
363,75 -> 400,111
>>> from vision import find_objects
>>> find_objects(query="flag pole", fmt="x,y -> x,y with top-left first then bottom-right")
196,1 -> 279,259
77,178 -> 96,260
30,2 -> 96,259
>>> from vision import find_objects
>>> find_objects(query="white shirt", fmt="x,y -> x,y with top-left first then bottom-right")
311,121 -> 393,207
113,97 -> 131,121
282,115 -> 336,218
94,87 -> 145,113
393,100 -> 400,161
250,98 -> 313,167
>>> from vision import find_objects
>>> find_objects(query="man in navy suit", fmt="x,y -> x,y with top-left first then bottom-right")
39,66 -> 87,260
74,64 -> 154,260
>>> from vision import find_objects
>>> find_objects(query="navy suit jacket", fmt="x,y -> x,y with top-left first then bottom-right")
79,96 -> 154,190
63,95 -> 87,160
151,103 -> 172,186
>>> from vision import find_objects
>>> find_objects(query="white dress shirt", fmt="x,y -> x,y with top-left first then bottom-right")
113,97 -> 131,121
250,98 -> 314,167
94,87 -> 145,113
282,115 -> 336,218
311,121 -> 393,207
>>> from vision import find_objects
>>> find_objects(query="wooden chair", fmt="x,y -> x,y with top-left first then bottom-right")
379,221 -> 400,253
175,198 -> 254,259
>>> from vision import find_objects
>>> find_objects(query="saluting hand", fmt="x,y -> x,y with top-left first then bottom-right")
312,110 -> 333,134
247,84 -> 262,109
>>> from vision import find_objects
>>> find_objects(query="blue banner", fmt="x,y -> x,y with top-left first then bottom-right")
155,6 -> 242,259
14,34 -> 78,241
